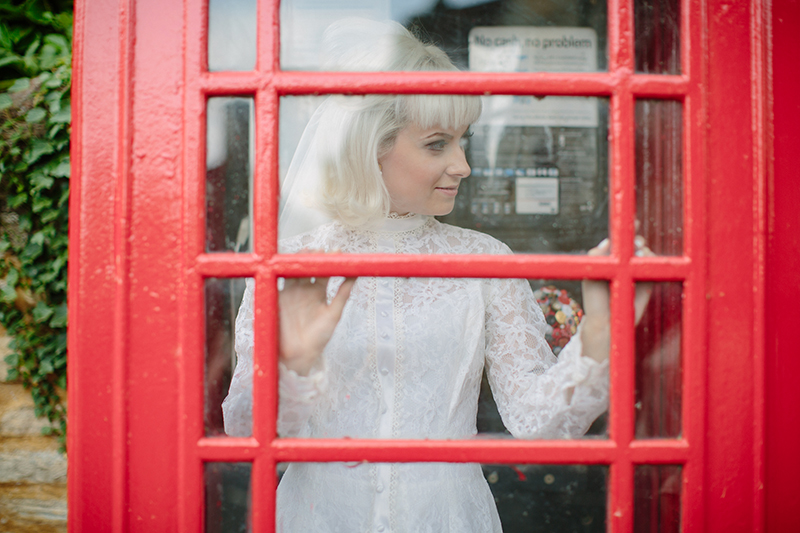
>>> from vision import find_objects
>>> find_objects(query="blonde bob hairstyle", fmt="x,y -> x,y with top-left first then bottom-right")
311,19 -> 482,227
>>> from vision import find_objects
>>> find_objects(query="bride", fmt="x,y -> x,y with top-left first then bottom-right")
223,18 -> 651,532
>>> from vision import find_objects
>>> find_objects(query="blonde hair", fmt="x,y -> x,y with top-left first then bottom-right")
313,19 -> 482,227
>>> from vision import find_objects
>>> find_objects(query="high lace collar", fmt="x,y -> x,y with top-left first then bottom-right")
366,212 -> 430,233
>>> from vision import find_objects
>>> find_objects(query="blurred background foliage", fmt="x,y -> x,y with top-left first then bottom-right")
0,0 -> 73,448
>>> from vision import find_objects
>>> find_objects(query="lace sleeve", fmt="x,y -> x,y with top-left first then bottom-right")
222,278 -> 328,438
222,278 -> 256,437
484,277 -> 609,440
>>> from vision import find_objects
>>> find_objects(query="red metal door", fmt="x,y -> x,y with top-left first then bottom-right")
67,0 -> 774,531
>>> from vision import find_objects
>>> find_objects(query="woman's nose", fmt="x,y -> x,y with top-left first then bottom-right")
448,148 -> 471,178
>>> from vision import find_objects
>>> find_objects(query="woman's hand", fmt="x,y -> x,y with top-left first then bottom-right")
279,250 -> 356,376
580,236 -> 655,363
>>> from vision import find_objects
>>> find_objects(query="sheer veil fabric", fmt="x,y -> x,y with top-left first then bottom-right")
223,18 -> 610,533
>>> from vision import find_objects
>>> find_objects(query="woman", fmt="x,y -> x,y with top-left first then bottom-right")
223,18 -> 650,532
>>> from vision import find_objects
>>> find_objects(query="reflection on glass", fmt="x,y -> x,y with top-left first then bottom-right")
280,0 -> 607,71
635,282 -> 682,439
205,462 -> 251,533
208,0 -> 257,71
280,95 -> 609,253
635,100 -> 683,256
634,0 -> 681,74
634,465 -> 682,533
205,277 -> 249,437
276,462 -> 606,532
266,277 -> 608,441
206,97 -> 253,253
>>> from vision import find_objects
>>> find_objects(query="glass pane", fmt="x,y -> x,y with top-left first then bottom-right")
280,1 -> 608,72
635,100 -> 682,256
276,462 -> 607,532
205,462 -> 251,533
280,94 -> 609,253
205,277 -> 250,437
635,282 -> 682,439
634,0 -> 681,74
208,0 -> 257,71
263,277 -> 609,440
634,465 -> 682,533
206,97 -> 253,253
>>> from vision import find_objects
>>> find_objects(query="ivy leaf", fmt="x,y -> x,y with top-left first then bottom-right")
50,104 -> 70,123
0,55 -> 23,69
0,93 -> 12,110
21,240 -> 42,261
51,157 -> 70,177
30,231 -> 45,246
39,359 -> 54,374
8,78 -> 30,92
32,195 -> 52,213
26,139 -> 54,163
26,107 -> 47,123
32,301 -> 54,323
7,192 -> 28,208
5,269 -> 19,288
43,75 -> 62,89
32,172 -> 55,190
49,304 -> 67,328
0,284 -> 17,303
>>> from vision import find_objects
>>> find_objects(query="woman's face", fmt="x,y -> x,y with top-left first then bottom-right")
378,122 -> 472,216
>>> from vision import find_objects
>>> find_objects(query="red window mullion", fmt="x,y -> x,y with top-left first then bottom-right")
607,0 -> 638,529
253,86 -> 280,258
193,253 -> 691,281
250,4 -> 280,526
250,270 -> 280,533
201,70 -> 690,98
678,1 -> 708,529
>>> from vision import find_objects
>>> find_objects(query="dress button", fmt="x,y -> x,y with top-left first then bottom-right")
381,332 -> 389,340
380,311 -> 388,317
377,526 -> 385,532
380,368 -> 389,376
376,483 -> 385,493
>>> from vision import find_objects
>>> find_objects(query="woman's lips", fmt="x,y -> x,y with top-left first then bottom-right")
435,186 -> 459,197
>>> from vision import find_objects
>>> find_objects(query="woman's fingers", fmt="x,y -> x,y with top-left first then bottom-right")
587,238 -> 611,256
328,277 -> 357,320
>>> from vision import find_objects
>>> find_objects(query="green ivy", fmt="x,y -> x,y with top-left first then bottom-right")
1,0 -> 73,448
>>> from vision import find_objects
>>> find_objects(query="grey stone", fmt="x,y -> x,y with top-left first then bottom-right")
0,450 -> 67,483
0,497 -> 67,522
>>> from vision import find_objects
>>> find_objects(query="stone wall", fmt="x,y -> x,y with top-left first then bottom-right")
0,333 -> 67,532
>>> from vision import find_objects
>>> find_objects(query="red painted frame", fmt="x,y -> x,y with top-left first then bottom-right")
67,0 -> 774,531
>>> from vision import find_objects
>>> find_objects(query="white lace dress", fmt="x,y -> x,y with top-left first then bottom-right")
222,214 -> 609,533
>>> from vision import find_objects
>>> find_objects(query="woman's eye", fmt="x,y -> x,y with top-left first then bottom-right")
459,129 -> 473,149
427,140 -> 446,151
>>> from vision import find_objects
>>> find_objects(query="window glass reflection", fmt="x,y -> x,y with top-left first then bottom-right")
208,0 -> 257,71
280,0 -> 607,71
206,97 -> 253,253
280,95 -> 609,253
205,462 -> 251,533
635,282 -> 682,439
634,464 -> 682,532
635,99 -> 683,256
276,462 -> 607,532
634,0 -> 681,74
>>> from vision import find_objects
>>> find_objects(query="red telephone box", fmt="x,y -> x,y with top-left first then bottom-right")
67,0 -> 798,531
